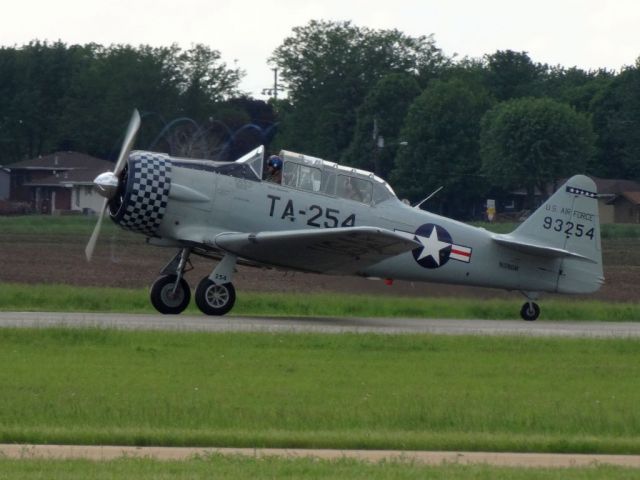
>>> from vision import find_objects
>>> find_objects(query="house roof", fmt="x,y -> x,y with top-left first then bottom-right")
24,168 -> 103,187
9,151 -> 113,187
608,191 -> 640,206
7,151 -> 113,171
590,177 -> 640,195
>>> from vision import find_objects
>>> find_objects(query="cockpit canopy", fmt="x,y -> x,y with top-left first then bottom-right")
236,146 -> 397,205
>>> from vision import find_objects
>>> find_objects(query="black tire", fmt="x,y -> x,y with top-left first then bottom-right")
195,277 -> 236,316
150,275 -> 191,314
520,302 -> 540,321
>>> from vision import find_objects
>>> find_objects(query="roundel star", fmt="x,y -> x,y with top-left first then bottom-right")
409,223 -> 454,269
415,225 -> 452,266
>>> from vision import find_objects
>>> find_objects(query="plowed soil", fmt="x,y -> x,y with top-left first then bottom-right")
0,231 -> 637,303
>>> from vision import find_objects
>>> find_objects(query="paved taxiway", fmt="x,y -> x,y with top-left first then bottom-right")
1,311 -> 639,337
1,444 -> 640,468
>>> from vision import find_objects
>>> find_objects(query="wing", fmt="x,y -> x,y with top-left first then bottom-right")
214,226 -> 420,274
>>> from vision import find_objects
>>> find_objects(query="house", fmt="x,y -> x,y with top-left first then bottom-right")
596,178 -> 640,224
0,166 -> 9,200
5,152 -> 113,214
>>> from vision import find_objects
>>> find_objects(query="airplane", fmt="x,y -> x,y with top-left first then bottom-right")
86,110 -> 604,321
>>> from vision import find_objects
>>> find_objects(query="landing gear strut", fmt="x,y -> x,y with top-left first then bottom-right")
520,291 -> 540,321
150,248 -> 192,315
149,250 -> 238,316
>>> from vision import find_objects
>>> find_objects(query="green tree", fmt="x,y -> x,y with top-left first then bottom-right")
270,20 -> 448,160
390,79 -> 493,217
480,97 -> 596,208
59,44 -> 184,159
0,41 -> 94,161
484,50 -> 547,101
542,66 -> 612,112
341,73 -> 421,178
0,42 -> 244,163
177,44 -> 243,119
590,66 -> 640,179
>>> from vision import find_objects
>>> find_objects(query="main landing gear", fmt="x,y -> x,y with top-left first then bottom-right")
149,249 -> 238,316
520,291 -> 540,321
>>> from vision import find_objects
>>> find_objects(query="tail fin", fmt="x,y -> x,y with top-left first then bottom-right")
493,175 -> 604,293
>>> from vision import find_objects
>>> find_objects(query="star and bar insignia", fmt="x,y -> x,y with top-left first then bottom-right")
396,223 -> 472,269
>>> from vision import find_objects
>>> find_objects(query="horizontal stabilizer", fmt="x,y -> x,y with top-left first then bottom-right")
214,226 -> 420,274
491,234 -> 594,262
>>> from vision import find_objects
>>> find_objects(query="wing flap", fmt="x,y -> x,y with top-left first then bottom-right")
214,227 -> 420,274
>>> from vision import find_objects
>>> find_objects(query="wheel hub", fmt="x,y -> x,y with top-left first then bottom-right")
206,285 -> 229,307
161,283 -> 184,307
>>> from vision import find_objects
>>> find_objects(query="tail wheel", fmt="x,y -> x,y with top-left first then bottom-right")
520,302 -> 540,321
150,275 -> 191,314
195,277 -> 236,316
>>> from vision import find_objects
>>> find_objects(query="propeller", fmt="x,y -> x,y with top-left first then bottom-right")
85,109 -> 141,261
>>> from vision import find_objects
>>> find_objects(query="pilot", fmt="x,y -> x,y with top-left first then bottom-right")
344,177 -> 363,201
266,155 -> 283,184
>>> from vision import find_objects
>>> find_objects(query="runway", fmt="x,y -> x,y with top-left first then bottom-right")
1,311 -> 640,338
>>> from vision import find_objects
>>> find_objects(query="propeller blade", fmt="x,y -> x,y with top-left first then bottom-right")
85,198 -> 108,262
113,109 -> 141,175
85,109 -> 140,262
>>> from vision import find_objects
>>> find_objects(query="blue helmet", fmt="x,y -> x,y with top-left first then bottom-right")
268,155 -> 282,170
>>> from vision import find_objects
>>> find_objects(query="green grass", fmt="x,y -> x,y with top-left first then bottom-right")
0,214 -> 119,235
1,215 -> 639,238
600,223 -> 640,239
0,456 -> 638,480
0,282 -> 638,321
1,328 -> 640,454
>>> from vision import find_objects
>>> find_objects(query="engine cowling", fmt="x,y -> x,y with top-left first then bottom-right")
110,151 -> 172,237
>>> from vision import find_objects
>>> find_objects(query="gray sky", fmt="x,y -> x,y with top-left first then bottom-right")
2,0 -> 639,96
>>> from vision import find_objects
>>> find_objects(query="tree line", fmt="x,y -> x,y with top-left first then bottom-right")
2,21 -> 639,217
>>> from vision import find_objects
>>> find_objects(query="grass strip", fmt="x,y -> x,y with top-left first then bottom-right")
0,455 -> 638,480
0,214 -> 118,235
1,329 -> 640,454
0,282 -> 638,321
2,215 -> 640,238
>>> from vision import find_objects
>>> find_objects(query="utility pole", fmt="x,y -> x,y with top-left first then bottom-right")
262,68 -> 284,100
372,118 -> 383,176
272,68 -> 279,101
372,117 -> 407,177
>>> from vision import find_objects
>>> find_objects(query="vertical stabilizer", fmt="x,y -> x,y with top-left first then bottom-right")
508,175 -> 604,293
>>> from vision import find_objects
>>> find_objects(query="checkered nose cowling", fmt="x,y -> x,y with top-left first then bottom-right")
110,151 -> 172,237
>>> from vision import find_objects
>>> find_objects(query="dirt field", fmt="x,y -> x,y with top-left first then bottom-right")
0,229 -> 637,303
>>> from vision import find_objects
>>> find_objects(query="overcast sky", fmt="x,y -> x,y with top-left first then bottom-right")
2,0 -> 639,96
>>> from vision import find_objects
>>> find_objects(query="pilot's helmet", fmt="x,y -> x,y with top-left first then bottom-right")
268,155 -> 283,170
